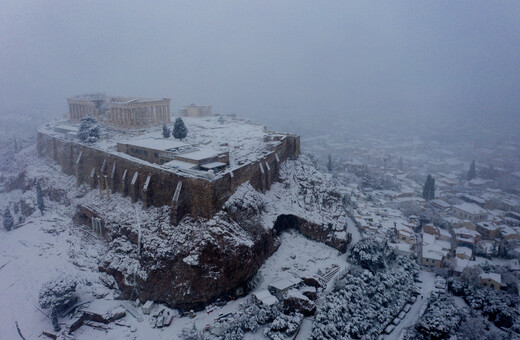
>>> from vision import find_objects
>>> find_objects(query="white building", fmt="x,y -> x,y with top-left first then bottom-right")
452,203 -> 488,223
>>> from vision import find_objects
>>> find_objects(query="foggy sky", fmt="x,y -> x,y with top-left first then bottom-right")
1,1 -> 519,132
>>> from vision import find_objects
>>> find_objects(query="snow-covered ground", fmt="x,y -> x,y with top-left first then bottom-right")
0,150 -> 350,340
254,230 -> 347,291
0,195 -> 109,339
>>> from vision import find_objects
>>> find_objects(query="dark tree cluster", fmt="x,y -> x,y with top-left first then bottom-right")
467,160 -> 477,180
312,241 -> 417,339
448,277 -> 520,333
173,117 -> 188,140
3,207 -> 14,231
422,174 -> 435,201
162,124 -> 171,138
404,294 -> 461,340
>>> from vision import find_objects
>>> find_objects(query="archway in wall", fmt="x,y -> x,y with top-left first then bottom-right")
273,214 -> 301,235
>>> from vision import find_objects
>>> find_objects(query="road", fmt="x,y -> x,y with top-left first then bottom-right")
384,270 -> 436,340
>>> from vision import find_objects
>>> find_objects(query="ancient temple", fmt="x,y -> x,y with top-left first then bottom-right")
67,94 -> 171,128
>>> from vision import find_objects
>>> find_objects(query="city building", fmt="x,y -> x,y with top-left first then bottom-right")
479,273 -> 502,291
452,203 -> 488,223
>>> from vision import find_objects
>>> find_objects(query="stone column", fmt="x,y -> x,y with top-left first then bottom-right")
167,104 -> 171,122
125,108 -> 129,127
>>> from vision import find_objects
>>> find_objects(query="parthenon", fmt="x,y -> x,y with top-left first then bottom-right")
67,94 -> 171,128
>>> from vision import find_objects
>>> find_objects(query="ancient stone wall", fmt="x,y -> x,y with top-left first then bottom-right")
37,130 -> 300,222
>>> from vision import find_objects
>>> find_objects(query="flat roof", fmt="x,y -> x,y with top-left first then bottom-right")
253,290 -> 278,306
122,138 -> 189,151
422,245 -> 444,261
176,148 -> 223,161
200,162 -> 227,170
162,159 -> 197,170
269,277 -> 301,291
453,202 -> 488,215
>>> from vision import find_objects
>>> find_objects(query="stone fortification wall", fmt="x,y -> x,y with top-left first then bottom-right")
37,130 -> 300,222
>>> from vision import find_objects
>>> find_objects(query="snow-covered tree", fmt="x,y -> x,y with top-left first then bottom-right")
264,313 -> 303,340
77,115 -> 100,143
3,207 -> 14,231
39,275 -> 78,312
180,323 -> 204,340
349,238 -> 388,271
422,174 -> 435,201
312,250 -> 417,339
467,160 -> 476,180
327,155 -> 332,172
36,181 -> 44,215
162,124 -> 171,138
404,294 -> 461,340
173,118 -> 188,140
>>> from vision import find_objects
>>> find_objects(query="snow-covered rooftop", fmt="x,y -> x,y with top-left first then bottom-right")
253,290 -> 278,306
456,246 -> 472,257
479,272 -> 501,284
453,202 -> 488,215
122,137 -> 188,151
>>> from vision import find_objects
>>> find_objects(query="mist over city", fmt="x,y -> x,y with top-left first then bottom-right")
1,2 -> 519,339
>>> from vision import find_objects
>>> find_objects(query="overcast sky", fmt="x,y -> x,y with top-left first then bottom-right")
1,1 -> 519,132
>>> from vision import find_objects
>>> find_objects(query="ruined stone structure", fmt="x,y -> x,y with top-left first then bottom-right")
179,104 -> 212,118
37,128 -> 300,223
67,94 -> 171,128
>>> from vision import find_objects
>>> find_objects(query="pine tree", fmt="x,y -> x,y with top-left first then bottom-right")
77,115 -> 100,143
467,160 -> 476,180
173,118 -> 188,140
162,124 -> 171,138
52,307 -> 61,332
327,155 -> 333,172
36,182 -> 44,215
422,174 -> 435,201
3,207 -> 14,231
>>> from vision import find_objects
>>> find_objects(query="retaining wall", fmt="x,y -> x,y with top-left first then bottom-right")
37,129 -> 300,222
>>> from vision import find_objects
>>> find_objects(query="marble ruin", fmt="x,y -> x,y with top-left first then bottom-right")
67,94 -> 171,128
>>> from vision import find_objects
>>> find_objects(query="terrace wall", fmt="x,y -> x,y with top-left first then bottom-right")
37,130 -> 300,222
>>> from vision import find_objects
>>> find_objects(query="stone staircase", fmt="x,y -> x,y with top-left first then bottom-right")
120,301 -> 144,322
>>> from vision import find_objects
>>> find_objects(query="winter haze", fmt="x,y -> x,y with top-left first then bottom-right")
1,2 -> 520,340
1,1 -> 519,134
